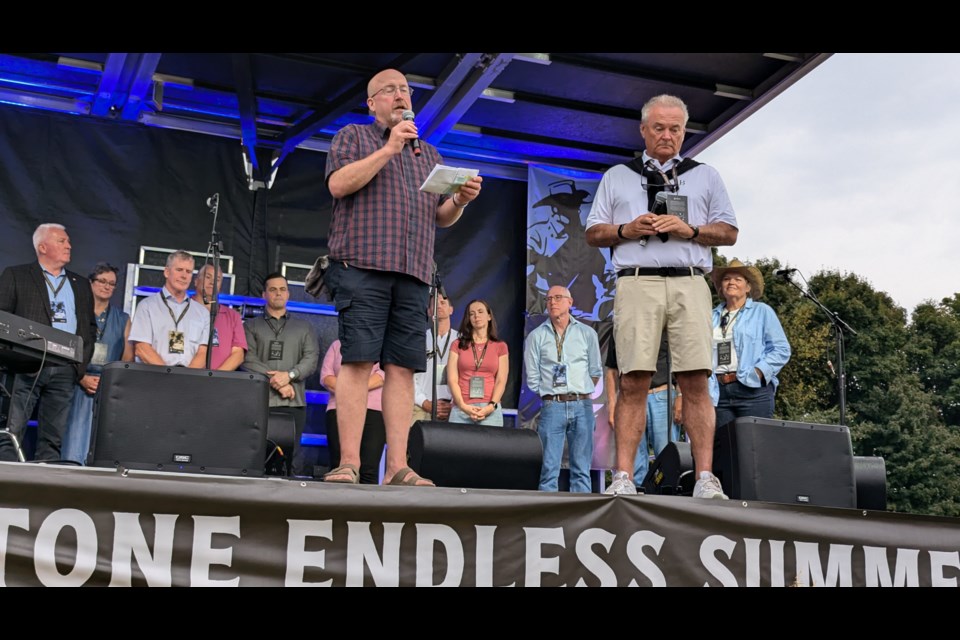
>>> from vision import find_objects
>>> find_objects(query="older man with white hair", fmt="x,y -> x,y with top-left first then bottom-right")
0,223 -> 96,461
586,94 -> 739,499
524,285 -> 602,493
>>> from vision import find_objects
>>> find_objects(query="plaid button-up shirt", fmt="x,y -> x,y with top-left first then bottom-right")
325,121 -> 447,284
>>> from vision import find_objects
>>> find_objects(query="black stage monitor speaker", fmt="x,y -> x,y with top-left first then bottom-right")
853,455 -> 887,511
408,421 -> 543,490
641,441 -> 695,496
714,417 -> 856,508
91,362 -> 269,477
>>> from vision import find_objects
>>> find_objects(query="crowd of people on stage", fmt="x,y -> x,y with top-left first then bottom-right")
0,68 -> 794,500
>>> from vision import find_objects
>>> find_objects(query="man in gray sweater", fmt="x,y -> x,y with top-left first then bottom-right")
244,272 -> 319,475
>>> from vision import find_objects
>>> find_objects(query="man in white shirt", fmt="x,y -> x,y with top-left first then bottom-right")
413,292 -> 458,423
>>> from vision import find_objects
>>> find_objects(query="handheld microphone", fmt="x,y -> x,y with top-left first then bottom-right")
775,268 -> 797,278
402,110 -> 421,157
639,191 -> 670,247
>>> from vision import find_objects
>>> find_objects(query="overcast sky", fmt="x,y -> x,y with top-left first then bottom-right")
696,53 -> 960,316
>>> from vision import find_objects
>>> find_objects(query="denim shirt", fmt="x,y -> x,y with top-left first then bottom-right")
709,298 -> 791,406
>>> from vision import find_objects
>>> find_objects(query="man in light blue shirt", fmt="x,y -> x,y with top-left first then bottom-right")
129,251 -> 210,368
524,285 -> 602,492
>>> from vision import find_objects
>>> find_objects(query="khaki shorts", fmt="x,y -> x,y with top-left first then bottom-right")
613,274 -> 713,374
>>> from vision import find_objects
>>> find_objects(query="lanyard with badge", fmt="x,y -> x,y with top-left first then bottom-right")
160,295 -> 190,355
716,307 -> 741,367
551,324 -> 568,387
266,316 -> 287,360
468,341 -> 488,399
91,306 -> 111,365
43,273 -> 68,324
646,161 -> 689,223
428,331 -> 452,386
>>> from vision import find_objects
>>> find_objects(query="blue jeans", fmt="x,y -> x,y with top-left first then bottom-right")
62,380 -> 98,464
715,381 -> 775,431
634,388 -> 680,485
449,402 -> 504,427
538,398 -> 594,493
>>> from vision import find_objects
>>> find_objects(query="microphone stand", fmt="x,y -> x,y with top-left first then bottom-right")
204,193 -> 222,370
429,262 -> 441,421
782,274 -> 858,425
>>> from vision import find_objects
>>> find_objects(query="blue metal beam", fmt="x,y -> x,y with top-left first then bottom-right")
414,53 -> 483,133
120,53 -> 161,121
0,86 -> 90,115
423,53 -> 515,146
272,52 -> 422,174
232,53 -> 261,181
91,53 -> 128,117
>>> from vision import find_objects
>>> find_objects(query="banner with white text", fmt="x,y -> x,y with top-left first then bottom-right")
1,463 -> 958,586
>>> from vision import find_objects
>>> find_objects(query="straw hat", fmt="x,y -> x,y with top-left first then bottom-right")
711,259 -> 764,300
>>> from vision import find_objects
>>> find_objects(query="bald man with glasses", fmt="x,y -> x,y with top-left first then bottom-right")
321,68 -> 483,487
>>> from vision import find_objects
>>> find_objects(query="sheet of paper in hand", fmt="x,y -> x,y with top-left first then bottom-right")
419,165 -> 480,195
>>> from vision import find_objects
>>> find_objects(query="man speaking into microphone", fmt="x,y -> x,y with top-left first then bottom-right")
322,68 -> 483,487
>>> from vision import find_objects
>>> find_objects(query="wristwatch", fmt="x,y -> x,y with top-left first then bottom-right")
488,401 -> 500,410
288,369 -> 297,381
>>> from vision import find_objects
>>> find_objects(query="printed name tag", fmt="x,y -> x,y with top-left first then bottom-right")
168,330 -> 185,355
269,340 -> 284,360
552,363 -> 568,387
666,194 -> 689,223
437,362 -> 447,386
51,302 -> 67,324
717,340 -> 732,367
469,375 -> 485,399
92,342 -> 109,365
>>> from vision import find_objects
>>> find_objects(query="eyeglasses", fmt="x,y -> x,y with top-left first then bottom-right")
545,295 -> 570,302
93,278 -> 117,288
370,84 -> 413,98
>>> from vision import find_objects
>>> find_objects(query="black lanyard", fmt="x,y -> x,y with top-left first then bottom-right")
43,272 -> 67,298
95,306 -> 111,342
160,294 -> 190,330
436,331 -> 452,361
266,315 -> 287,340
471,341 -> 489,371
720,306 -> 743,338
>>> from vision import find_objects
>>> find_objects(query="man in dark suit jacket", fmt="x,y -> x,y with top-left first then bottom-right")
0,223 -> 96,461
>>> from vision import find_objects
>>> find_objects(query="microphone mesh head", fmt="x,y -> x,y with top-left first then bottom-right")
402,109 -> 416,121
655,190 -> 669,203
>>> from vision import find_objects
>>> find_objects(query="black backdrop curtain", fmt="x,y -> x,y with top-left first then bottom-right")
0,104 -> 527,406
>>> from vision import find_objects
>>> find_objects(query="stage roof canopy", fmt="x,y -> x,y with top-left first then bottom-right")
0,52 -> 830,182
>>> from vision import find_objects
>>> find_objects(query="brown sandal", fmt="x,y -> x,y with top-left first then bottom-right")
386,466 -> 435,487
323,463 -> 359,484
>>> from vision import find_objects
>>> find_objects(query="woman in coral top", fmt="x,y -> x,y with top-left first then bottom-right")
447,299 -> 509,426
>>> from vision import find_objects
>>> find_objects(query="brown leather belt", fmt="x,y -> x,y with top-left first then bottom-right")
649,383 -> 669,393
717,372 -> 738,385
542,393 -> 589,402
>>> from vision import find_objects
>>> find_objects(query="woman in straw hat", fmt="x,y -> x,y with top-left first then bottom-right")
709,259 -> 791,429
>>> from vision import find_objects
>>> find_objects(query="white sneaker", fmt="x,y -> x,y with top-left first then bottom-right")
693,471 -> 729,500
604,470 -> 637,495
